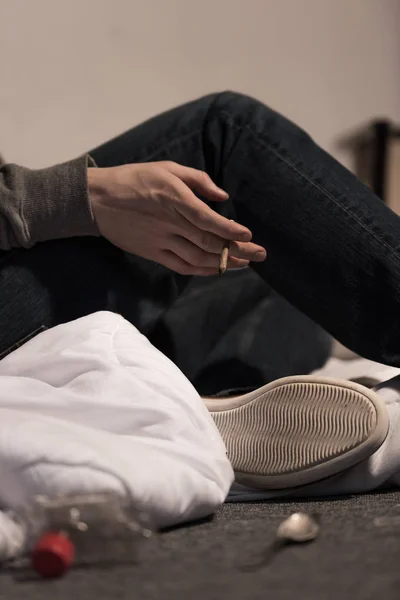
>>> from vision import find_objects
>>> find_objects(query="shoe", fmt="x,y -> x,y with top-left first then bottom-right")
203,376 -> 389,490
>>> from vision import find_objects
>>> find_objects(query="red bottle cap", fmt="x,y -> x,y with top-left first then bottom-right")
31,531 -> 75,579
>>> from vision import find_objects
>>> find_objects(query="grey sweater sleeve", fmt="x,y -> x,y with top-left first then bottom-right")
0,154 -> 100,250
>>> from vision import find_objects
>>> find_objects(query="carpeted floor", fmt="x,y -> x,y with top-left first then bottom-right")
2,491 -> 400,599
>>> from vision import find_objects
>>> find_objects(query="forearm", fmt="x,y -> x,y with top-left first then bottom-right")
0,155 -> 99,250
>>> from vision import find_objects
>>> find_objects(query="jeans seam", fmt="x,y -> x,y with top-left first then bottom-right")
220,109 -> 400,263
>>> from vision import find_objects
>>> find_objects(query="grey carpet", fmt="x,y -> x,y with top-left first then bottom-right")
2,491 -> 400,600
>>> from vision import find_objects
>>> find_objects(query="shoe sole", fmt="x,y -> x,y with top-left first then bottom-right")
204,376 -> 389,490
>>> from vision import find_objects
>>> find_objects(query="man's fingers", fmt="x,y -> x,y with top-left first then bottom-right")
172,178 -> 252,242
161,250 -> 247,276
229,241 -> 267,262
161,250 -> 217,276
163,162 -> 229,203
167,236 -> 250,270
183,201 -> 252,242
173,228 -> 266,262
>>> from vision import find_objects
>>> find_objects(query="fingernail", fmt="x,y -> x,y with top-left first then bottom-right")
218,187 -> 229,198
240,230 -> 252,242
254,251 -> 266,262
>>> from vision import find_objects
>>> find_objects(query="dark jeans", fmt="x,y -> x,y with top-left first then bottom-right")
1,92 -> 400,393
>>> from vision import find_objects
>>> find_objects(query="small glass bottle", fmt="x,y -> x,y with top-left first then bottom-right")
6,492 -> 153,578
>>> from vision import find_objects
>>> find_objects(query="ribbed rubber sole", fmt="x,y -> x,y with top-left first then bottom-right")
204,376 -> 389,490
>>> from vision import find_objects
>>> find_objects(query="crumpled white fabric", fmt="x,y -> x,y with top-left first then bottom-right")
0,311 -> 233,560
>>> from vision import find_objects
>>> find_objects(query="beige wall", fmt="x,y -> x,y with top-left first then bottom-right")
1,0 -> 399,169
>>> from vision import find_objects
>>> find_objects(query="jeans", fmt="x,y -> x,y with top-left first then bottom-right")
1,91 -> 399,393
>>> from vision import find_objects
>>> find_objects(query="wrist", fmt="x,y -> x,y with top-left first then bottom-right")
87,167 -> 113,237
87,167 -> 105,207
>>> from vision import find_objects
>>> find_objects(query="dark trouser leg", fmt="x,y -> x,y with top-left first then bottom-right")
205,92 -> 400,365
160,270 -> 331,395
0,237 -> 184,357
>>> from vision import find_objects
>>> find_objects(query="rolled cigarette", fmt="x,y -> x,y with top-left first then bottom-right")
219,241 -> 230,276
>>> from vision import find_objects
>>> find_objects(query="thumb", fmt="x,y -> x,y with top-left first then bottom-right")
164,162 -> 229,202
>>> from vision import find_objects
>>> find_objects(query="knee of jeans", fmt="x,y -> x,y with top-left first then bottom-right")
217,90 -> 256,104
211,90 -> 273,124
212,90 -> 314,147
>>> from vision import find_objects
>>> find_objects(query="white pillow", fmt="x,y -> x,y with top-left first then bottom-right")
0,311 -> 233,560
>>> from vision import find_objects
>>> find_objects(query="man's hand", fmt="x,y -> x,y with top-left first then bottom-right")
88,161 -> 267,276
